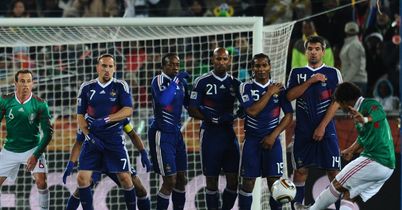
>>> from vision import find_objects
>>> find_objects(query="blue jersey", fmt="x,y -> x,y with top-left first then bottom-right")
150,72 -> 189,133
239,80 -> 293,138
189,71 -> 239,127
77,78 -> 133,143
287,65 -> 342,132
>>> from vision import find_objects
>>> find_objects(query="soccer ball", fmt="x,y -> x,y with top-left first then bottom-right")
271,178 -> 297,204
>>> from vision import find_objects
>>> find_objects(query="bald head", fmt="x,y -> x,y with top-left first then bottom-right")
213,47 -> 229,56
212,47 -> 231,76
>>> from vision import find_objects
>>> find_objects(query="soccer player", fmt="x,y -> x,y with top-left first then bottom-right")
0,70 -> 53,210
63,118 -> 152,210
76,54 -> 136,210
286,36 -> 343,208
148,53 -> 190,210
294,82 -> 395,210
238,53 -> 293,210
188,47 -> 240,210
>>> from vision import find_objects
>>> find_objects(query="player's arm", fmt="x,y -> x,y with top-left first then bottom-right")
123,123 -> 145,151
188,79 -> 208,120
341,140 -> 364,161
246,83 -> 283,117
313,101 -> 340,141
69,140 -> 83,163
286,73 -> 326,101
33,102 -> 53,159
123,121 -> 152,171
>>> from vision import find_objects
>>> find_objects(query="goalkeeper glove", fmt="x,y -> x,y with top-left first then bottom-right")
85,133 -> 105,151
62,161 -> 75,184
140,150 -> 153,172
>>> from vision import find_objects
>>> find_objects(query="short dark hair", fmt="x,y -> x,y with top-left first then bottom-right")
334,82 -> 362,104
97,53 -> 115,63
304,35 -> 326,50
15,70 -> 33,82
161,53 -> 179,67
251,53 -> 271,66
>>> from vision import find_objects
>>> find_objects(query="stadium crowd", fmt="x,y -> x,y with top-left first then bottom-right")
1,0 -> 399,104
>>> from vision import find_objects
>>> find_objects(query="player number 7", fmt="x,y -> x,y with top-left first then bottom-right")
121,158 -> 127,170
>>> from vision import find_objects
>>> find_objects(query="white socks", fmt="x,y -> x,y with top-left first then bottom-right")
340,200 -> 355,210
38,189 -> 49,210
310,183 -> 340,210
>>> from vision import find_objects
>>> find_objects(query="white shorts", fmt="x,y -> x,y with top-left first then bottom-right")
335,156 -> 394,202
0,147 -> 48,181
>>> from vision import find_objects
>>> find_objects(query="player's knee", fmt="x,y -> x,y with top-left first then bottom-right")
266,176 -> 279,189
135,186 -> 147,197
175,174 -> 187,189
332,179 -> 347,193
76,174 -> 91,187
293,168 -> 308,181
206,176 -> 218,190
326,170 -> 339,181
118,174 -> 134,189
163,176 -> 177,191
35,178 -> 47,189
240,178 -> 255,193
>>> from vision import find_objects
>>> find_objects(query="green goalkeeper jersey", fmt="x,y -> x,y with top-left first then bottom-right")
0,93 -> 53,158
356,98 -> 395,169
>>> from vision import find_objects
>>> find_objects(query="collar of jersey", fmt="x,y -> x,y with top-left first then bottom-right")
305,63 -> 325,71
253,79 -> 271,88
211,71 -> 228,81
96,78 -> 114,88
161,72 -> 172,80
353,96 -> 365,111
15,92 -> 32,104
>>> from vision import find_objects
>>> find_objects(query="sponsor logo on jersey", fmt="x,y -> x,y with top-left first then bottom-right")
242,95 -> 249,102
29,113 -> 36,124
18,107 -> 24,112
100,90 -> 106,94
220,84 -> 226,89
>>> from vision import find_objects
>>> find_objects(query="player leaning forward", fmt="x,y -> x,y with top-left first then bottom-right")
295,82 -> 395,210
0,70 -> 53,209
76,54 -> 136,210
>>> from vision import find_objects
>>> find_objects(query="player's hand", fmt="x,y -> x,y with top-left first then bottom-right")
89,116 -> 110,129
85,133 -> 105,151
308,73 -> 327,84
173,71 -> 190,84
26,155 -> 38,172
140,150 -> 152,172
62,161 -> 76,184
267,83 -> 283,96
341,148 -> 354,161
260,134 -> 276,150
347,106 -> 364,123
313,125 -> 325,141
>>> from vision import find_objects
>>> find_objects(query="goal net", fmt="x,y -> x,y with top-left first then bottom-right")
0,17 -> 294,210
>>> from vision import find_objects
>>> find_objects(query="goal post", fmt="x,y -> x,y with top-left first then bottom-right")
0,17 -> 294,210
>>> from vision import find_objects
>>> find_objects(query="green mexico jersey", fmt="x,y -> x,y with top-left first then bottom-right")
0,93 -> 53,158
356,98 -> 395,169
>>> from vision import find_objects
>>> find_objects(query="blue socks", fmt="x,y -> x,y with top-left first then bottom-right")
123,186 -> 136,210
270,196 -> 281,210
206,189 -> 219,209
172,188 -> 186,210
137,195 -> 151,210
238,189 -> 252,210
66,194 -> 80,210
157,192 -> 170,210
78,186 -> 93,210
222,188 -> 237,210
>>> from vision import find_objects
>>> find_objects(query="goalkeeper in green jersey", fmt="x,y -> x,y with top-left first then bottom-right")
0,70 -> 53,210
295,82 -> 395,210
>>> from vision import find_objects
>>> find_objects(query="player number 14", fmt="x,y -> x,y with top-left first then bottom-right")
332,156 -> 340,168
